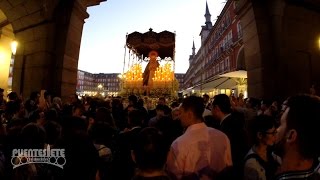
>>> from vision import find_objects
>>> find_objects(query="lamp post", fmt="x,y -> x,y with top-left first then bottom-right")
8,41 -> 18,92
11,41 -> 18,55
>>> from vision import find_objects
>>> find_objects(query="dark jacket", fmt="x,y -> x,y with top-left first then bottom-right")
219,112 -> 249,173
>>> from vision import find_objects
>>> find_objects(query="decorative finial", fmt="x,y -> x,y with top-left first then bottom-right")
149,28 -> 153,32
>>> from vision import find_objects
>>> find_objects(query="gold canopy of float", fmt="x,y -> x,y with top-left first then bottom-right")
119,29 -> 178,97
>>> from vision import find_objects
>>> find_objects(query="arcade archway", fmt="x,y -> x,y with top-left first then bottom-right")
0,0 -> 105,99
0,9 -> 15,97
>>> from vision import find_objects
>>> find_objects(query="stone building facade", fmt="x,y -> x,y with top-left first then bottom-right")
174,73 -> 185,91
77,70 -> 120,96
94,73 -> 120,96
184,1 -> 246,97
77,69 -> 95,93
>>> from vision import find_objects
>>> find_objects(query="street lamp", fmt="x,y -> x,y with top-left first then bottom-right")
11,41 -> 18,55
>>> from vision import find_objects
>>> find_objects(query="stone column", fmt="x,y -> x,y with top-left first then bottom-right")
51,0 -> 89,99
235,0 -> 281,99
236,0 -> 320,99
12,0 -> 88,100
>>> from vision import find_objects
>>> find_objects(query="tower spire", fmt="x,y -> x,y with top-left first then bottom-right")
192,39 -> 196,56
205,1 -> 212,27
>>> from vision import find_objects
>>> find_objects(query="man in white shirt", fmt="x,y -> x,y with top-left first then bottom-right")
166,96 -> 232,180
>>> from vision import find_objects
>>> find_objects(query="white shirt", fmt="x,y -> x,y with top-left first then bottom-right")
166,122 -> 232,179
202,108 -> 212,117
220,113 -> 231,125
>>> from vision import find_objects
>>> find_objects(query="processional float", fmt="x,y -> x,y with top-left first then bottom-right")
120,28 -> 178,97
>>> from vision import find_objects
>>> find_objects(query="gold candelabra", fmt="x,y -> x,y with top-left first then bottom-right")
152,62 -> 174,89
121,62 -> 177,97
123,64 -> 143,92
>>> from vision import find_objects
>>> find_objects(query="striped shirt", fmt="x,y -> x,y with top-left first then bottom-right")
275,158 -> 320,180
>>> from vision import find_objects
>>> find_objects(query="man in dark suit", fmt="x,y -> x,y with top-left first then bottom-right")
211,94 -> 249,176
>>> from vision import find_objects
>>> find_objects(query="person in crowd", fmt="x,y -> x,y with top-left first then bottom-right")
166,96 -> 232,179
0,116 -> 6,179
124,95 -> 142,127
43,119 -> 61,147
69,94 -> 81,106
309,84 -> 318,96
171,107 -> 180,121
169,107 -> 184,141
136,98 -> 149,127
62,94 -> 81,117
274,94 -> 320,179
12,123 -> 51,179
203,94 -> 212,110
24,91 -> 40,115
29,109 -> 46,126
112,97 -> 126,130
45,108 -> 59,122
158,97 -> 166,106
95,107 -> 116,128
52,96 -> 63,112
202,95 -> 212,118
230,95 -> 239,107
0,88 -> 5,112
170,101 -> 180,109
5,99 -> 27,124
233,97 -> 259,145
153,115 -> 177,148
147,97 -> 166,120
203,114 -> 220,129
148,104 -> 166,127
244,115 -> 280,180
144,96 -> 154,111
58,116 -> 99,180
237,93 -> 245,107
7,92 -> 18,102
72,104 -> 85,118
132,127 -> 170,180
89,122 -> 114,180
113,109 -> 144,180
211,94 -> 249,177
258,99 -> 272,116
128,95 -> 139,108
127,104 -> 137,113
44,91 -> 52,110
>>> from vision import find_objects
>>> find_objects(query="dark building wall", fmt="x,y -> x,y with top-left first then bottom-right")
237,0 -> 320,99
281,3 -> 320,96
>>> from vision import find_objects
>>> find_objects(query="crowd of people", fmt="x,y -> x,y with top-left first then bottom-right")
0,87 -> 319,180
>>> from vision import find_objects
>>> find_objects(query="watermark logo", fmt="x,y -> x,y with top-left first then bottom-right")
11,145 -> 66,169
